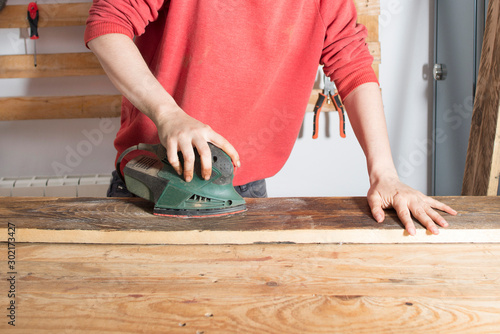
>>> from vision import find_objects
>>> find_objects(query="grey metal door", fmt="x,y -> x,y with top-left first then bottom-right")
433,0 -> 487,195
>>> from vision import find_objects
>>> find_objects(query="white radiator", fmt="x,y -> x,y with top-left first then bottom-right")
0,174 -> 112,197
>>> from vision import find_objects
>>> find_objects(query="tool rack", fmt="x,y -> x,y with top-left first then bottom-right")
0,1 -> 380,120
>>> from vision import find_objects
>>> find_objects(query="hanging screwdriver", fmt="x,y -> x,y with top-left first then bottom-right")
27,2 -> 39,67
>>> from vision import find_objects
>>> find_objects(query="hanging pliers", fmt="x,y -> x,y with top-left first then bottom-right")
312,72 -> 346,139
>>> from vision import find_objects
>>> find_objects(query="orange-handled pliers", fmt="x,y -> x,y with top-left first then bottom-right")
312,73 -> 346,139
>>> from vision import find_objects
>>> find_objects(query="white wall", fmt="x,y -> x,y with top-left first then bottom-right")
0,0 -> 433,197
268,0 -> 433,196
0,0 -> 120,178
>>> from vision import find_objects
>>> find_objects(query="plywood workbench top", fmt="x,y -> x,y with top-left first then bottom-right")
1,196 -> 499,333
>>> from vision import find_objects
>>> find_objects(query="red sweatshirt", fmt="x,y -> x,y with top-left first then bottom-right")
85,0 -> 378,186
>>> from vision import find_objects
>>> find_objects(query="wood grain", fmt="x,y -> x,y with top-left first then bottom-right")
462,0 -> 500,196
0,45 -> 378,80
0,243 -> 499,333
357,15 -> 379,42
0,95 -> 121,120
354,0 -> 380,16
0,3 -> 91,29
367,41 -> 381,63
0,53 -> 105,79
0,196 -> 498,244
0,1 -> 379,28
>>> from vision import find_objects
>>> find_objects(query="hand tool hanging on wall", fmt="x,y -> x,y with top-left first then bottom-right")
312,71 -> 346,139
27,2 -> 39,67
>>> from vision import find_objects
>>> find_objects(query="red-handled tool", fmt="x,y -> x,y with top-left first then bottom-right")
312,92 -> 326,139
27,2 -> 39,67
332,91 -> 346,138
312,73 -> 346,139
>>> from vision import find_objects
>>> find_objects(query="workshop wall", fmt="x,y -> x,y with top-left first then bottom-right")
271,0 -> 433,196
0,0 -> 433,197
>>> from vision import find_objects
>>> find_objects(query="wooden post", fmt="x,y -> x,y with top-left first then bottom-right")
462,0 -> 500,196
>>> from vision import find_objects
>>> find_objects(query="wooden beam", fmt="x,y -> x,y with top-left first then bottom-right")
0,53 -> 105,78
357,15 -> 379,42
0,43 -> 378,79
462,0 -> 500,196
3,242 -> 500,332
0,1 -> 379,28
0,3 -> 91,29
0,95 -> 122,120
0,196 -> 498,245
354,0 -> 380,16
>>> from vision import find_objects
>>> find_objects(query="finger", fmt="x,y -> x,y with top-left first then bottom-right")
426,197 -> 458,216
393,197 -> 416,236
166,140 -> 182,176
193,139 -> 212,181
425,207 -> 449,228
178,140 -> 196,182
209,133 -> 240,168
409,203 -> 439,235
367,192 -> 385,223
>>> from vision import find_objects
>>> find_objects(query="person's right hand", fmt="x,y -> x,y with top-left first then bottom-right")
154,108 -> 240,182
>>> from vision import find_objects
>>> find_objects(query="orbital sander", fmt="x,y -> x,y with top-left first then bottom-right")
117,143 -> 246,217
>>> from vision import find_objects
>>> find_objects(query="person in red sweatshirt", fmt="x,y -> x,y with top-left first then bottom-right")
85,0 -> 456,235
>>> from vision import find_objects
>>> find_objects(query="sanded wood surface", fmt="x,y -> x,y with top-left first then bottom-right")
1,196 -> 499,244
462,0 -> 500,196
0,243 -> 499,332
0,3 -> 92,28
0,53 -> 105,78
0,95 -> 121,120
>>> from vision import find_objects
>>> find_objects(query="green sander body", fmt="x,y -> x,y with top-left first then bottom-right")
117,143 -> 246,217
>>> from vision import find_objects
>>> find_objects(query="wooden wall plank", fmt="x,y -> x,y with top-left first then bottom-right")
0,43 -> 378,80
0,196 -> 498,245
1,243 -> 499,332
0,3 -> 91,29
462,0 -> 500,196
354,0 -> 380,16
0,95 -> 122,120
0,53 -> 105,78
0,2 -> 379,28
357,15 -> 379,42
368,41 -> 381,63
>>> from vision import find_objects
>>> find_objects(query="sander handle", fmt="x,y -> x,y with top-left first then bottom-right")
116,143 -> 166,182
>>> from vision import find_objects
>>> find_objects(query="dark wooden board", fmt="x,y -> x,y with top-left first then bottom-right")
1,196 -> 499,244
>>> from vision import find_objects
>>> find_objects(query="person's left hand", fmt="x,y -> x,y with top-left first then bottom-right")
367,175 -> 457,235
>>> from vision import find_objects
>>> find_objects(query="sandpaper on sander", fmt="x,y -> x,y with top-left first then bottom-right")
116,143 -> 246,217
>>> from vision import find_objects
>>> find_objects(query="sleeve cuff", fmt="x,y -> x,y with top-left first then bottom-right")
84,22 -> 135,48
335,66 -> 379,100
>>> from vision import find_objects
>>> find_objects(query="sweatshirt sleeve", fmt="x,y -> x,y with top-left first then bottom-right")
318,0 -> 379,99
84,0 -> 166,46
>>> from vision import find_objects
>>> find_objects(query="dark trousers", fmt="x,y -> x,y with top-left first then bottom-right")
107,170 -> 267,198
